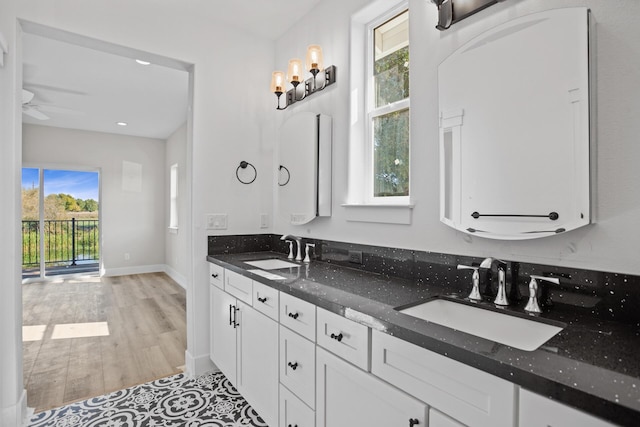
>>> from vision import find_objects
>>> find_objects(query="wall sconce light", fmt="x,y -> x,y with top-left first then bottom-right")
270,45 -> 336,110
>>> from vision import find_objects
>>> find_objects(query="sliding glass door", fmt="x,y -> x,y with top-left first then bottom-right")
21,167 -> 100,279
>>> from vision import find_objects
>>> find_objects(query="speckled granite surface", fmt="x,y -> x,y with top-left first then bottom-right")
207,234 -> 640,426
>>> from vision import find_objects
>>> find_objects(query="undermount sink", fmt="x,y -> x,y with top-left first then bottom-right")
244,259 -> 300,270
398,298 -> 564,351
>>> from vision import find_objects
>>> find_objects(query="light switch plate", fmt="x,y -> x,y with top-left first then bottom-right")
260,213 -> 269,229
206,213 -> 227,230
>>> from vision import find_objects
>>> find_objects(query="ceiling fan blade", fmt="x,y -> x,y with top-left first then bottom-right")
22,89 -> 35,105
37,104 -> 85,116
22,106 -> 50,120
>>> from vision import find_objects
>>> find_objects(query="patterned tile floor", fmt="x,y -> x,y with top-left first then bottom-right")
27,371 -> 268,427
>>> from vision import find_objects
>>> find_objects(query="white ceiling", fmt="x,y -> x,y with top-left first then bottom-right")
21,0 -> 323,140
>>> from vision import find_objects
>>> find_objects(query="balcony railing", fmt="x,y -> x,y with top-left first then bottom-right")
22,218 -> 100,268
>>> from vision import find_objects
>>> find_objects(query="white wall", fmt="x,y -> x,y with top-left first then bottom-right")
0,1 -> 27,424
23,124 -> 167,275
165,122 -> 188,287
272,0 -> 640,276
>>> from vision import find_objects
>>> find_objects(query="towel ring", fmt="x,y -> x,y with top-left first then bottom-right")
236,161 -> 257,185
278,165 -> 291,186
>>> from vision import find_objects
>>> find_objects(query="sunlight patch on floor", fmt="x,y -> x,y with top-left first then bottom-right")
23,325 -> 47,342
51,322 -> 110,339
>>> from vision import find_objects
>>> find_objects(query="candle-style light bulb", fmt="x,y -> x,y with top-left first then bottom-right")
287,58 -> 303,87
270,71 -> 285,94
306,45 -> 324,73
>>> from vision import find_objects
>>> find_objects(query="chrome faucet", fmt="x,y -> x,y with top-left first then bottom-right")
281,234 -> 303,261
525,275 -> 560,314
480,257 -> 509,306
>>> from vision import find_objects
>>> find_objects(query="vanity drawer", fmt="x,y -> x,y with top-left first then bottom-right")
371,330 -> 516,427
209,263 -> 224,289
280,384 -> 315,427
224,269 -> 252,305
519,389 -> 616,427
253,280 -> 279,321
316,307 -> 370,371
280,292 -> 316,341
280,325 -> 316,409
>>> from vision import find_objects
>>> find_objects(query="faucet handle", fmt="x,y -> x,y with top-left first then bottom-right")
457,264 -> 482,302
525,275 -> 560,314
303,243 -> 315,263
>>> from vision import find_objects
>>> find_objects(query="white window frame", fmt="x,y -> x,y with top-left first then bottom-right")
365,6 -> 410,205
345,0 -> 413,224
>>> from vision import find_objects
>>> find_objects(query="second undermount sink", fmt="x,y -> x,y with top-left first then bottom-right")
398,298 -> 564,351
244,259 -> 300,270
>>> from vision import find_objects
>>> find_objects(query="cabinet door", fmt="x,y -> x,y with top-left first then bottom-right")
280,384 -> 315,427
210,285 -> 238,385
237,301 -> 279,427
280,326 -> 316,409
316,347 -> 427,427
519,389 -> 616,427
430,409 -> 466,427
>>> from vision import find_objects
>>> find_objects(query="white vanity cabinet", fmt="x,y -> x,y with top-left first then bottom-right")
280,384 -> 315,427
210,285 -> 238,383
208,261 -> 617,427
237,300 -> 279,427
316,347 -> 427,427
209,280 -> 278,427
279,292 -> 317,426
519,389 -> 617,427
371,330 -> 516,427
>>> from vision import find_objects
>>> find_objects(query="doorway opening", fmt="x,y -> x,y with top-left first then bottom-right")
21,167 -> 100,280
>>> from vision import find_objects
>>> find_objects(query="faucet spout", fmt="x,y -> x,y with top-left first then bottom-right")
480,257 -> 509,306
281,234 -> 303,261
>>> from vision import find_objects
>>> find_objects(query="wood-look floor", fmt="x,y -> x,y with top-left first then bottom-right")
22,272 -> 186,413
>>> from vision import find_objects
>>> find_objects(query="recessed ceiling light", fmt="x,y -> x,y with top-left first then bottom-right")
116,122 -> 128,126
135,59 -> 151,65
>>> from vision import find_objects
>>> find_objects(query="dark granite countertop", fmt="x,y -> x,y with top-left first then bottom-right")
207,251 -> 640,426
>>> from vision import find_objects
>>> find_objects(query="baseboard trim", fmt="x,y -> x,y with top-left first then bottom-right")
163,265 -> 187,289
185,350 -> 215,377
102,264 -> 166,277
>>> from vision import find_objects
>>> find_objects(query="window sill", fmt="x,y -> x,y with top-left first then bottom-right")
168,227 -> 179,234
342,203 -> 414,225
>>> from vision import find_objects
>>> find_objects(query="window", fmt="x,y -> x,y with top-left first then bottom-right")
347,0 -> 412,224
368,8 -> 410,201
169,163 -> 178,230
371,11 -> 410,199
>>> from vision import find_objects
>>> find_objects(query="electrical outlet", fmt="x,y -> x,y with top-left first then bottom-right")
348,250 -> 363,264
124,252 -> 130,261
206,213 -> 228,230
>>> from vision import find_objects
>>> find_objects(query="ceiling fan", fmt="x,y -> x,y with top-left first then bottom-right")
22,88 -> 84,121
22,89 -> 49,120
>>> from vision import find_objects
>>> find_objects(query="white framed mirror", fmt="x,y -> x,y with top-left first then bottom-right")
438,7 -> 592,240
278,112 -> 332,225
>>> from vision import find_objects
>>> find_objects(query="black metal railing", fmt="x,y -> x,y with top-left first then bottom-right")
22,219 -> 100,268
